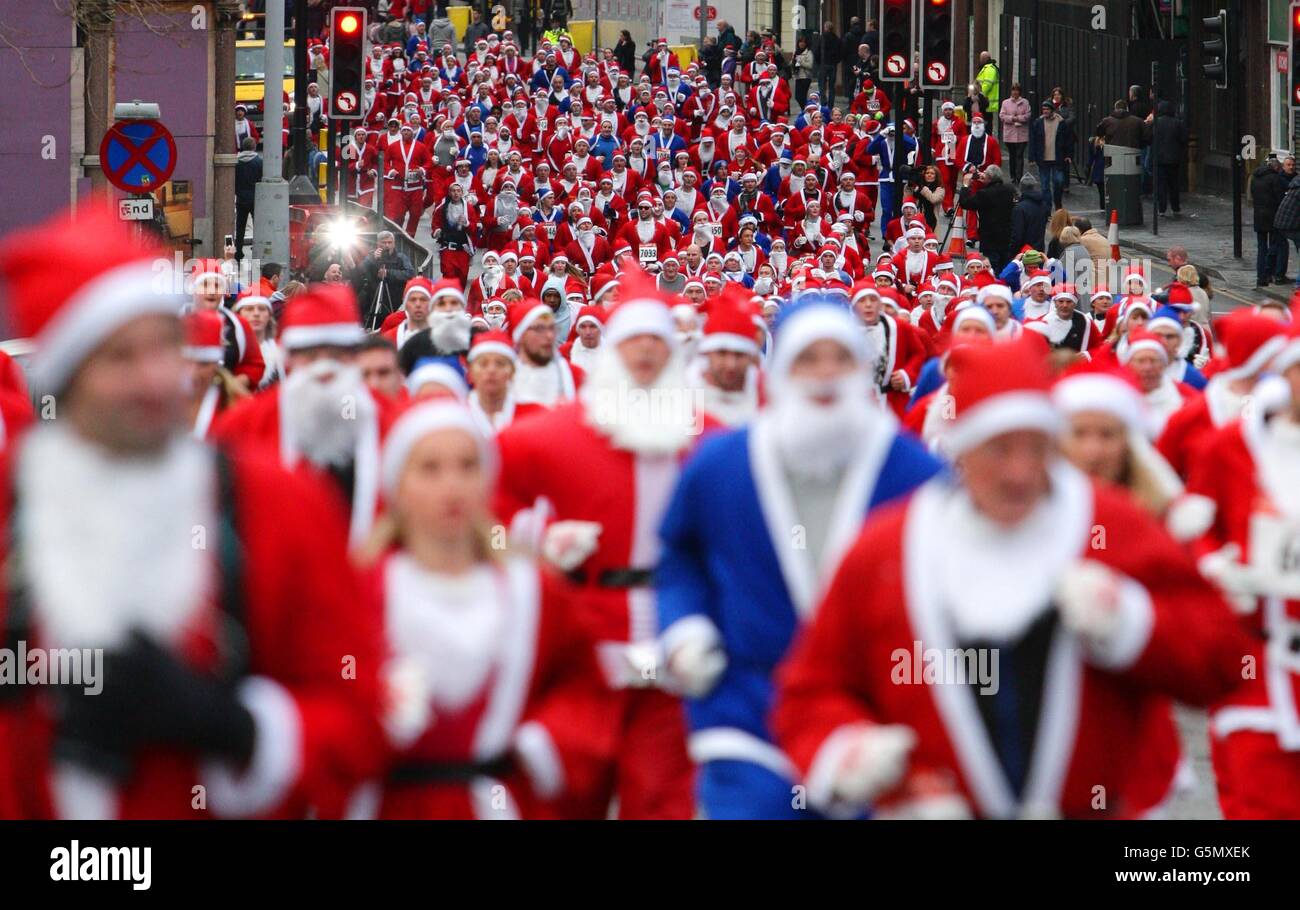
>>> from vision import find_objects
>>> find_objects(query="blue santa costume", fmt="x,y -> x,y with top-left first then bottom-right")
656,300 -> 943,819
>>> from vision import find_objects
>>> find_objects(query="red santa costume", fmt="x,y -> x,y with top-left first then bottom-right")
930,102 -> 968,204
689,303 -> 763,427
1157,311 -> 1286,479
509,300 -> 583,408
212,286 -> 402,548
464,331 -> 547,435
353,403 -> 603,819
0,207 -> 386,819
1121,329 -> 1199,437
1183,334 -> 1300,818
772,340 -> 1249,819
854,285 -> 928,418
493,289 -> 700,818
184,309 -> 229,440
382,125 -> 433,236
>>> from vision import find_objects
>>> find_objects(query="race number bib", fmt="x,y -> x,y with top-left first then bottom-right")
1249,513 -> 1300,598
404,172 -> 423,190
710,223 -> 722,238
943,132 -> 955,157
639,244 -> 658,264
656,148 -> 669,161
544,223 -> 557,238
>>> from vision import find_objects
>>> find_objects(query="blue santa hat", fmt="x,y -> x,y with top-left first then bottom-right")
1146,305 -> 1183,335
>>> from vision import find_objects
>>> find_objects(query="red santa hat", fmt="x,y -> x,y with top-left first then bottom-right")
698,303 -> 760,358
573,305 -> 605,332
976,284 -> 1014,308
950,305 -> 996,336
1122,269 -> 1149,291
279,285 -> 366,351
430,278 -> 466,307
944,338 -> 1060,455
0,203 -> 185,394
403,276 -> 435,308
1120,327 -> 1169,365
1052,366 -> 1149,436
233,291 -> 271,313
183,310 -> 225,363
467,329 -> 517,364
768,302 -> 869,391
509,299 -> 554,343
191,257 -> 231,295
381,401 -> 496,497
1205,310 -> 1285,381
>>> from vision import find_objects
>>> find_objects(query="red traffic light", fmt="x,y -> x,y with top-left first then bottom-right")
338,13 -> 360,33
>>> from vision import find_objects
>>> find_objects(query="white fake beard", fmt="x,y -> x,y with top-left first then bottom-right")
431,310 -> 472,352
581,346 -> 695,455
283,359 -> 372,469
485,311 -> 506,330
770,371 -> 875,481
18,423 -> 213,650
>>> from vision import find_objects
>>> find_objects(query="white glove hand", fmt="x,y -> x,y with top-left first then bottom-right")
1194,349 -> 1211,370
830,725 -> 916,809
541,520 -> 603,572
1056,560 -> 1127,648
667,636 -> 728,698
1198,543 -> 1263,614
380,656 -> 435,749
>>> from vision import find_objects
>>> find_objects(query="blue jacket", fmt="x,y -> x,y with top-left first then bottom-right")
866,133 -> 917,182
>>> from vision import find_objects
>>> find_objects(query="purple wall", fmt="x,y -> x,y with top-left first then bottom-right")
0,3 -> 75,238
114,12 -> 214,228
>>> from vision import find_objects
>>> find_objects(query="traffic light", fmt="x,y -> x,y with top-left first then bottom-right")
329,6 -> 367,119
878,0 -> 914,83
1201,9 -> 1230,90
1291,2 -> 1300,110
920,0 -> 954,90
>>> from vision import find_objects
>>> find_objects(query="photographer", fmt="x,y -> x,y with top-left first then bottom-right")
354,230 -> 416,331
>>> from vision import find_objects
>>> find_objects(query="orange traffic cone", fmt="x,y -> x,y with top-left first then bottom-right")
1108,208 -> 1121,261
946,209 -> 967,259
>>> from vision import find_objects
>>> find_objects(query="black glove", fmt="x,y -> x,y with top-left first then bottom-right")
53,630 -> 256,781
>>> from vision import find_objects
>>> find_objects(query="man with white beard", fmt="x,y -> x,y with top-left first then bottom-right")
494,277 -> 707,818
0,207 -> 385,818
395,281 -> 475,374
656,299 -> 944,818
686,302 -> 763,427
214,285 -> 401,547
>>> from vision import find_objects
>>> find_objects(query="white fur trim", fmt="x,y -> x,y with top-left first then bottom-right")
945,392 -> 1061,456
803,723 -> 873,818
467,340 -> 516,363
605,298 -> 675,346
1082,574 -> 1155,670
202,676 -> 303,818
406,361 -> 468,401
30,260 -> 184,394
1272,338 -> 1300,376
687,728 -> 797,780
280,322 -> 366,350
698,332 -> 760,357
1166,493 -> 1216,543
1119,337 -> 1167,365
1052,372 -> 1146,435
183,344 -> 225,364
510,302 -> 552,343
381,401 -> 495,497
768,305 -> 867,385
513,720 -> 565,799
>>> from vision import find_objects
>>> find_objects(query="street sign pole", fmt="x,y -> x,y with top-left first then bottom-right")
254,0 -> 291,268
289,0 -> 319,205
1231,0 -> 1243,259
699,0 -> 707,50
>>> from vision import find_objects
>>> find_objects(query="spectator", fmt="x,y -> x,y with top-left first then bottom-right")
1009,172 -> 1049,255
999,83 -> 1031,182
1150,100 -> 1188,216
1272,170 -> 1300,288
717,19 -> 742,55
962,82 -> 989,124
910,163 -> 945,230
354,230 -> 416,330
1252,154 -> 1293,287
958,163 -> 1016,272
1046,207 -> 1073,260
701,36 -> 722,87
234,136 -> 262,263
428,14 -> 455,53
1166,245 -> 1214,298
1029,99 -> 1074,210
1057,225 -> 1092,296
1086,132 -> 1108,210
1074,217 -> 1112,289
615,29 -> 637,76
815,21 -> 841,106
463,8 -> 490,58
975,51 -> 1000,116
841,16 -> 865,96
793,38 -> 814,111
1098,100 -> 1150,152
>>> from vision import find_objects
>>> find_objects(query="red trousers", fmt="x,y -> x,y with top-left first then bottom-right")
1211,728 -> 1300,819
384,188 -> 425,237
439,249 -> 470,283
553,687 -> 695,820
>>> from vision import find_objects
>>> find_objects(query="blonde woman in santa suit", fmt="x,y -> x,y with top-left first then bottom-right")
1053,368 -> 1192,818
354,402 -> 604,820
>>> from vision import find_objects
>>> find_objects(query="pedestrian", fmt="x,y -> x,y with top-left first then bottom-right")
1086,131 -> 1108,210
355,230 -> 416,331
463,7 -> 490,58
975,50 -> 1000,118
815,20 -> 841,107
910,163 -> 945,230
999,83 -> 1030,182
1074,216 -> 1111,289
1045,206 -> 1073,260
958,164 -> 1016,273
962,81 -> 989,124
1098,99 -> 1150,152
1150,101 -> 1187,216
1250,154 -> 1288,289
793,37 -> 814,112
1009,172 -> 1049,255
614,29 -> 636,76
234,136 -> 261,262
1029,99 -> 1074,210
841,16 -> 865,97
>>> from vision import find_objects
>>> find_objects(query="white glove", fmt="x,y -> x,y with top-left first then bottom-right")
667,636 -> 728,698
1194,349 -> 1211,370
829,725 -> 916,809
380,656 -> 435,749
1056,560 -> 1127,648
541,520 -> 603,572
1198,543 -> 1264,614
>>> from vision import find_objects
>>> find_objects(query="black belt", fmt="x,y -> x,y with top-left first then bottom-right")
565,567 -> 654,589
387,754 -> 515,785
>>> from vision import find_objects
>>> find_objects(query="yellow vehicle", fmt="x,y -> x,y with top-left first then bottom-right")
236,38 -> 296,128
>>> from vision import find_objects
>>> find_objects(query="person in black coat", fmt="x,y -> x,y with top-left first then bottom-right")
1009,173 -> 1050,256
958,164 -> 1017,273
614,30 -> 637,77
1251,155 -> 1291,287
1150,101 -> 1188,216
1028,100 -> 1076,210
815,22 -> 842,105
234,137 -> 262,262
841,16 -> 865,96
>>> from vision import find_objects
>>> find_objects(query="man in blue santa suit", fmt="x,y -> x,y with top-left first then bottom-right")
655,297 -> 943,819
